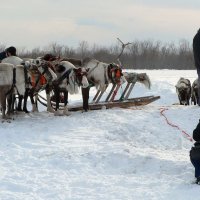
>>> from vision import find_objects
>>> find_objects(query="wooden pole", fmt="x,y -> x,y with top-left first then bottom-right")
105,84 -> 116,102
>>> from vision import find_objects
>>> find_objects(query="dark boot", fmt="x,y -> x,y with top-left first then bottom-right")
196,177 -> 200,185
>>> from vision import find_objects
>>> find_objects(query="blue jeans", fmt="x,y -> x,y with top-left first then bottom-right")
191,158 -> 200,178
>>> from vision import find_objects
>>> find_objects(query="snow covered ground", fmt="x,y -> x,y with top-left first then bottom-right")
0,69 -> 200,200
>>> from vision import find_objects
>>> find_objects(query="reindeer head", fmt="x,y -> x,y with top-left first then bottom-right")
108,63 -> 124,84
73,67 -> 89,88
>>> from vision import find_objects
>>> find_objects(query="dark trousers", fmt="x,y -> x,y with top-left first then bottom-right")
191,158 -> 200,178
193,38 -> 200,105
197,68 -> 200,105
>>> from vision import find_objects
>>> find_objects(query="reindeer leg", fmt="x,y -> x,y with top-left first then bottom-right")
46,93 -> 54,113
54,87 -> 62,116
7,93 -> 15,115
82,87 -> 90,112
10,94 -> 16,114
6,93 -> 13,119
17,95 -> 23,111
46,85 -> 54,113
23,88 -> 30,113
29,89 -> 38,112
63,90 -> 71,116
1,94 -> 7,119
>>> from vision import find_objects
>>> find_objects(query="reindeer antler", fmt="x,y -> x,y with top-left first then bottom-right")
116,38 -> 132,67
117,38 -> 123,45
117,38 -> 132,48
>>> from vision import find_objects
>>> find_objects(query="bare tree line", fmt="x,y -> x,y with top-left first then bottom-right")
0,39 -> 195,69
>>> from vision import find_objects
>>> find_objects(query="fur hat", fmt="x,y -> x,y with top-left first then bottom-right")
193,119 -> 200,141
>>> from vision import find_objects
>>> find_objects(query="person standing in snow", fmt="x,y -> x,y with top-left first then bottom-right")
193,29 -> 200,106
190,120 -> 200,184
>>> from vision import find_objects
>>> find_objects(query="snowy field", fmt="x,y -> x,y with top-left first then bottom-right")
1,69 -> 200,200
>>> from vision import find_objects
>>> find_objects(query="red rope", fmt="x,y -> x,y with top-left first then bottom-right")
159,108 -> 193,142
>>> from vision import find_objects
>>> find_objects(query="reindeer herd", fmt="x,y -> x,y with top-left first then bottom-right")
175,77 -> 199,106
0,54 -> 129,120
0,39 -> 155,121
0,53 -> 198,121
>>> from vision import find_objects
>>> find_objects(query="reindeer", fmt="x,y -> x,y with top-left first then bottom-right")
175,77 -> 191,105
0,63 -> 25,119
1,56 -> 29,112
191,78 -> 199,105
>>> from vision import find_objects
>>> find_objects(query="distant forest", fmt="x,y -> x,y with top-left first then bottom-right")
0,39 -> 195,69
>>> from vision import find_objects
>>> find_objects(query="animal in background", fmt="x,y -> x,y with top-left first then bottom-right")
191,78 -> 199,105
175,77 -> 191,105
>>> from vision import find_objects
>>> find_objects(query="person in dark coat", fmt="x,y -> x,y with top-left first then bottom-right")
0,51 -> 7,61
193,29 -> 200,106
0,46 -> 17,62
190,119 -> 200,184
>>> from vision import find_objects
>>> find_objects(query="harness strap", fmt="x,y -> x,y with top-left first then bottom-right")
23,66 -> 30,88
24,67 -> 28,83
86,62 -> 105,86
107,64 -> 115,84
87,62 -> 99,76
34,66 -> 48,88
105,65 -> 109,84
88,79 -> 95,87
13,68 -> 16,85
56,68 -> 72,85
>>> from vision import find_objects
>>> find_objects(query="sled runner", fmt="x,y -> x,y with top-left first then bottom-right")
67,95 -> 160,111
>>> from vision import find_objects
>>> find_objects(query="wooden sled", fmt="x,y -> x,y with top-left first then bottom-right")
38,93 -> 160,111
37,72 -> 160,112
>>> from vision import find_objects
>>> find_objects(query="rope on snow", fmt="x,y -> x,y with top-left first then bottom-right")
159,107 -> 193,143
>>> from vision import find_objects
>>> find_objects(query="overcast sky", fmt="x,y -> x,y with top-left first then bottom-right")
1,0 -> 200,50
